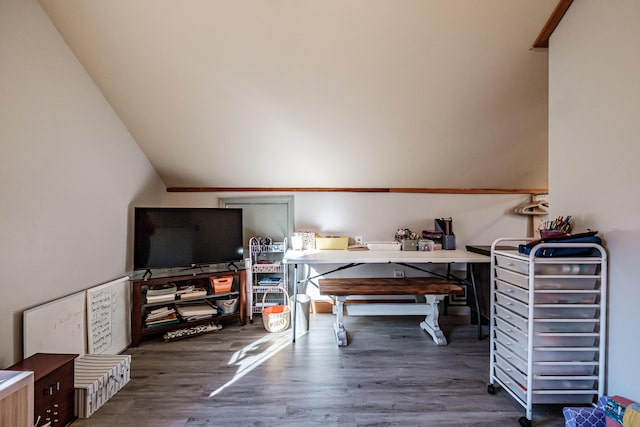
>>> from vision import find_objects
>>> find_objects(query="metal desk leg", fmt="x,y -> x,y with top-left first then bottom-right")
469,264 -> 485,340
292,263 -> 298,342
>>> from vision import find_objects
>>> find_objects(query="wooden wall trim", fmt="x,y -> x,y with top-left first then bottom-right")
167,187 -> 548,195
532,0 -> 574,48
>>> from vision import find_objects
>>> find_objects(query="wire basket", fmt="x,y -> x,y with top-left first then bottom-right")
261,286 -> 290,333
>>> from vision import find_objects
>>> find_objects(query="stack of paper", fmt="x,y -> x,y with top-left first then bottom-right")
146,283 -> 177,303
175,301 -> 217,321
177,287 -> 207,300
145,306 -> 178,327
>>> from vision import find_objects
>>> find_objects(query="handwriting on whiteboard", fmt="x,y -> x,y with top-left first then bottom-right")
88,288 -> 114,353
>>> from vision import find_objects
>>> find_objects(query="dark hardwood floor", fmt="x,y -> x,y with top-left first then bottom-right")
70,313 -> 565,427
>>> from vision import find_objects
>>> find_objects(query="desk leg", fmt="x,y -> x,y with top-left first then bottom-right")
292,263 -> 298,342
333,296 -> 348,347
419,295 -> 447,345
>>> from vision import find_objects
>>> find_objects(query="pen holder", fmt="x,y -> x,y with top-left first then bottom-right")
442,234 -> 456,250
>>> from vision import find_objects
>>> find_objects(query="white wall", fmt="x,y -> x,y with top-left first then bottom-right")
549,1 -> 640,400
169,191 -> 530,245
169,191 -> 532,270
0,0 -> 167,366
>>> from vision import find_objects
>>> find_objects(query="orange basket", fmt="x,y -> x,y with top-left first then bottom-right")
210,276 -> 233,294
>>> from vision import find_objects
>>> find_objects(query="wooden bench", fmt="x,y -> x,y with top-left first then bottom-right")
318,277 -> 463,346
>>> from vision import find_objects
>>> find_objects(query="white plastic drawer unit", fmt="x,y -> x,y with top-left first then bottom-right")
495,265 -> 599,290
495,304 -> 528,331
495,253 -> 598,275
489,238 -> 607,424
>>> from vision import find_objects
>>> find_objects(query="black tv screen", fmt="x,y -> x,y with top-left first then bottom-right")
133,207 -> 243,271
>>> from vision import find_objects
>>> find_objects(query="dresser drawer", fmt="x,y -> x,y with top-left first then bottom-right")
496,254 -> 598,276
495,304 -> 528,331
495,341 -> 528,374
496,279 -> 529,303
495,328 -> 528,357
495,316 -> 529,348
496,293 -> 529,318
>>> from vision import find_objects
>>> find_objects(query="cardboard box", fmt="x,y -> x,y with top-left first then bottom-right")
315,236 -> 349,250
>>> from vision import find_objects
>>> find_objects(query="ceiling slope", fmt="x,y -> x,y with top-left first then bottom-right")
39,0 -> 557,189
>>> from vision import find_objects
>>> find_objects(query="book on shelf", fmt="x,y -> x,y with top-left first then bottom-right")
178,287 -> 207,300
146,283 -> 177,296
145,311 -> 178,327
146,293 -> 176,303
175,302 -> 217,318
258,277 -> 282,285
145,306 -> 176,322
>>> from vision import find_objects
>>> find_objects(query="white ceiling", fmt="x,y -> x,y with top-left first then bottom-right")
38,0 -> 558,190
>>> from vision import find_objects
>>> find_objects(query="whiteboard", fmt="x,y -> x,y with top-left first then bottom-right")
23,290 -> 87,358
86,276 -> 130,354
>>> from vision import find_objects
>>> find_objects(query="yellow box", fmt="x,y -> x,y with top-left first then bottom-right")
315,236 -> 349,250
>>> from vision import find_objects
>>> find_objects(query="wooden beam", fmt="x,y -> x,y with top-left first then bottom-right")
532,0 -> 574,48
166,187 -> 548,194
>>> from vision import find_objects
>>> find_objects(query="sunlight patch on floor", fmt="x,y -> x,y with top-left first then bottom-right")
208,330 -> 292,398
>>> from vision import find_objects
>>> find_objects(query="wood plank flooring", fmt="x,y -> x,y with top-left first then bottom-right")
70,313 -> 566,427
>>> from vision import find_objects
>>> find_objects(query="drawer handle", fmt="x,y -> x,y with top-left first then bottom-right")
506,288 -> 513,292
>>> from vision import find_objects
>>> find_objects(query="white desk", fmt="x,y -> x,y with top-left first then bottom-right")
283,249 -> 490,345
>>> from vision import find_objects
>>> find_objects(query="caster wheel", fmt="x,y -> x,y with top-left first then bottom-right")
249,319 -> 254,324
518,416 -> 531,427
487,384 -> 496,394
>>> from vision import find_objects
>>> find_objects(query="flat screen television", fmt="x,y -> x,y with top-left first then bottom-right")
133,207 -> 244,271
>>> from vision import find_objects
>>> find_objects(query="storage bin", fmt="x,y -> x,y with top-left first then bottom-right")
496,279 -> 529,303
496,293 -> 528,317
215,298 -> 238,314
397,238 -> 418,251
495,304 -> 528,331
533,361 -> 597,376
534,290 -> 598,304
495,317 -> 528,348
533,332 -> 598,347
534,305 -> 599,319
495,329 -> 528,356
211,276 -> 233,293
533,318 -> 599,333
315,236 -> 348,250
533,347 -> 598,362
495,266 -> 529,288
495,343 -> 528,374
496,254 -> 598,276
495,366 -> 595,404
534,277 -> 598,290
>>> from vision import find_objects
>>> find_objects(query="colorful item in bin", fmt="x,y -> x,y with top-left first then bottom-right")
539,215 -> 572,235
395,228 -> 419,240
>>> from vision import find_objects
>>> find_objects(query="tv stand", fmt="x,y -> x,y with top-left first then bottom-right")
141,268 -> 153,281
130,269 -> 246,346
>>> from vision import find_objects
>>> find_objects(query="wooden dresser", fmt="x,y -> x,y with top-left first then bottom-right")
0,370 -> 34,427
7,353 -> 78,427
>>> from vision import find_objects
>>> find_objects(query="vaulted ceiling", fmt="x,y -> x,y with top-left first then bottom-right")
38,1 -> 558,190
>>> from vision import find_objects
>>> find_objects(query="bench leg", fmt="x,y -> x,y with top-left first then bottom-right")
419,295 -> 448,345
333,296 -> 348,346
